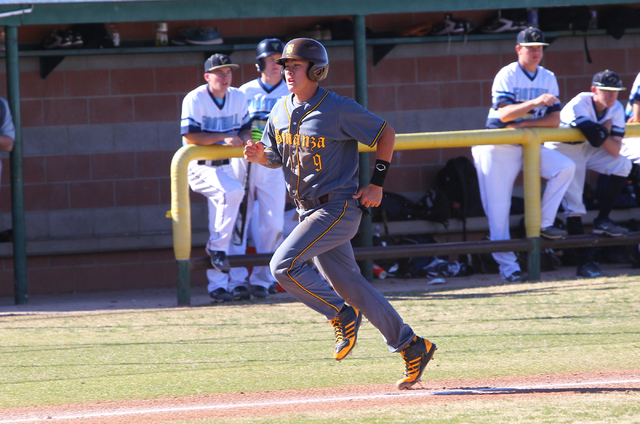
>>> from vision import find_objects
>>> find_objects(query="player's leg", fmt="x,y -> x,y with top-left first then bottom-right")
539,146 -> 575,231
621,137 -> 640,164
270,198 -> 356,318
472,144 -> 522,280
248,165 -> 286,296
188,162 -> 244,299
584,146 -> 632,235
314,241 -> 415,353
544,142 -> 588,217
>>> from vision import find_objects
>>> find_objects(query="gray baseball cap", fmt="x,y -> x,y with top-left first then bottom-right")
204,53 -> 239,72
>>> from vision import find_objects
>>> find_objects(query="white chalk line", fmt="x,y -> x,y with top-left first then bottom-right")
2,378 -> 639,423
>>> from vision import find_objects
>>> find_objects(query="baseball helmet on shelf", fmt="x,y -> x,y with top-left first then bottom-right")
275,38 -> 329,82
255,38 -> 285,72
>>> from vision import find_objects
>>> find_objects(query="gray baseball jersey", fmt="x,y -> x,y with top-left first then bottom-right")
262,87 -> 387,202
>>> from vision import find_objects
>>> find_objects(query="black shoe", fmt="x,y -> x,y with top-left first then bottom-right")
205,248 -> 230,273
329,304 -> 362,362
396,336 -> 437,390
231,286 -> 250,301
503,270 -> 528,283
209,288 -> 232,303
251,285 -> 269,299
577,262 -> 607,278
268,283 -> 278,295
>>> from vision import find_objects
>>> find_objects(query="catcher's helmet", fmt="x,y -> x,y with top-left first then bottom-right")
276,38 -> 329,82
255,38 -> 285,73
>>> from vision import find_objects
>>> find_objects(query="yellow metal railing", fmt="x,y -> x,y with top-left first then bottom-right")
169,125 -> 640,305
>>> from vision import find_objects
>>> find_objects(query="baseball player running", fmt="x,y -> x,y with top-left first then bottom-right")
244,38 -> 436,390
181,53 -> 253,302
546,70 -> 632,278
228,39 -> 289,299
472,27 -> 575,283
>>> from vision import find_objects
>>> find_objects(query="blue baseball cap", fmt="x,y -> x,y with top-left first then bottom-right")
204,53 -> 239,73
517,27 -> 549,47
592,70 -> 626,91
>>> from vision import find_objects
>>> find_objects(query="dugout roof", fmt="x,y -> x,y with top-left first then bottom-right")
0,0 -> 639,25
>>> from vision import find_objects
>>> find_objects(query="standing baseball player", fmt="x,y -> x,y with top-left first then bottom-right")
228,38 -> 289,299
244,38 -> 436,390
472,27 -> 575,282
181,53 -> 253,302
546,70 -> 632,277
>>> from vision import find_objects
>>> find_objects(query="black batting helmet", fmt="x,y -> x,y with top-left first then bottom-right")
275,38 -> 329,82
255,38 -> 285,72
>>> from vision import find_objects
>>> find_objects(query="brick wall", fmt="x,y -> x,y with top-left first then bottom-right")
1,10 -> 640,296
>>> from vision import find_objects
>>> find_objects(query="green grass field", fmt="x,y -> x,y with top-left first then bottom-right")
1,275 -> 639,422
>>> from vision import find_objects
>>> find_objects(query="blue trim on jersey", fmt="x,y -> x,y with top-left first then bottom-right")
612,126 -> 625,138
518,62 -> 538,81
572,118 -> 596,130
258,78 -> 283,94
181,117 -> 201,135
492,93 -> 515,109
206,86 -> 225,110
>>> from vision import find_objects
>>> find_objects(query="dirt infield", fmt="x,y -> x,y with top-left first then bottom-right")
2,369 -> 640,423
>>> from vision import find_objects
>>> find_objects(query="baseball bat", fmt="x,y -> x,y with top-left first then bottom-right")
233,161 -> 251,246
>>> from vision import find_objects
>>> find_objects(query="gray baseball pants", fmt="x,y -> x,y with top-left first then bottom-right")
270,196 -> 416,353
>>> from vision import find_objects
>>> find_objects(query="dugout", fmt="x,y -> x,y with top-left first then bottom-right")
1,0 -> 640,303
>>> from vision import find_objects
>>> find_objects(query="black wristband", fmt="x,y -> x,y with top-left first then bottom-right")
370,159 -> 390,187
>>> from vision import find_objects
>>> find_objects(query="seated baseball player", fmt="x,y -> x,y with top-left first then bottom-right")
472,27 -> 575,283
546,70 -> 632,278
181,53 -> 253,302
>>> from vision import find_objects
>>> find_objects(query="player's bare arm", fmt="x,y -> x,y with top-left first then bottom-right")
629,103 -> 640,123
353,125 -> 395,208
600,119 -> 623,157
0,134 -> 14,152
244,140 -> 283,169
506,110 -> 560,129
498,93 -> 559,123
183,132 -> 246,147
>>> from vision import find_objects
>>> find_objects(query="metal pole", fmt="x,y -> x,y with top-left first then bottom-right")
176,260 -> 190,306
521,129 -> 541,281
353,14 -> 373,281
5,26 -> 27,304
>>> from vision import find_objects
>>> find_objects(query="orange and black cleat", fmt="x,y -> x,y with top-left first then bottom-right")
396,336 -> 437,390
329,304 -> 362,362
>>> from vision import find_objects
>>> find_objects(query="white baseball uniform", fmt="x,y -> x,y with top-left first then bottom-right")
229,78 -> 289,290
622,72 -> 640,164
546,92 -> 631,216
181,84 -> 250,293
472,62 -> 575,279
0,97 -> 15,187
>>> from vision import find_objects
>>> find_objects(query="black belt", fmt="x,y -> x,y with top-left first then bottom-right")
294,194 -> 330,210
197,159 -> 230,166
567,141 -> 586,145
